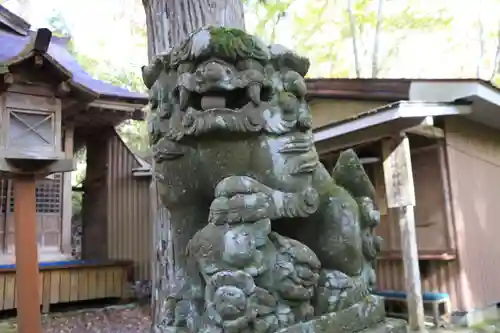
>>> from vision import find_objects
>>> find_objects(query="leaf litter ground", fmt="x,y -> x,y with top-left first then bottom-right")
0,303 -> 151,333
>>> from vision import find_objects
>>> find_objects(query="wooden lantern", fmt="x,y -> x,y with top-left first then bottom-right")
0,31 -> 73,176
0,28 -> 74,333
0,93 -> 63,158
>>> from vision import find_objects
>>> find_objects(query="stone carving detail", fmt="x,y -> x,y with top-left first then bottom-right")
143,26 -> 390,333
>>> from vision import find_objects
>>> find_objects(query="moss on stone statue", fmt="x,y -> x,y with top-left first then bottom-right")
313,166 -> 358,207
169,26 -> 271,69
207,26 -> 270,63
332,150 -> 376,201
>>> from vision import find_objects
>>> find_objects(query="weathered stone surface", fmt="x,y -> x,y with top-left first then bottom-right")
276,295 -> 385,333
143,26 -> 385,333
358,319 -> 408,333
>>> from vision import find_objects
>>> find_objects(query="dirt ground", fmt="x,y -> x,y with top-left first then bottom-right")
1,304 -> 500,333
0,303 -> 151,333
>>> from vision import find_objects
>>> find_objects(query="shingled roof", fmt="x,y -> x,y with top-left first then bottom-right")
0,5 -> 146,103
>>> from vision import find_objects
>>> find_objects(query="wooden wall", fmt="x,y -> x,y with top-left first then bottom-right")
368,143 -> 462,310
376,259 -> 461,311
310,99 -> 388,129
106,130 -> 152,282
0,264 -> 128,311
374,145 -> 455,258
444,117 -> 500,311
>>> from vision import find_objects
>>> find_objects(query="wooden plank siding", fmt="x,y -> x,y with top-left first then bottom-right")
0,264 -> 129,311
106,129 -> 152,282
444,117 -> 500,311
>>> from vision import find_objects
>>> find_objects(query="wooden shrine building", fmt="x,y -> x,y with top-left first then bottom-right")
0,4 -> 148,326
309,78 -> 500,327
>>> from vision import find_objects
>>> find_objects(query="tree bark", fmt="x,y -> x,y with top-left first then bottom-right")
143,0 -> 245,59
142,0 -> 246,330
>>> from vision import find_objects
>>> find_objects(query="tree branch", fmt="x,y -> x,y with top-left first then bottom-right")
347,0 -> 361,78
371,0 -> 384,78
476,0 -> 485,79
489,22 -> 500,82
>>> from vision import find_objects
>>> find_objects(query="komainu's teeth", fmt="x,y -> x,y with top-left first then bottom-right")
201,96 -> 226,110
179,87 -> 189,111
247,83 -> 262,105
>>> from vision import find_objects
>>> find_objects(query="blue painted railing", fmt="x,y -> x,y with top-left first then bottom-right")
372,290 -> 449,302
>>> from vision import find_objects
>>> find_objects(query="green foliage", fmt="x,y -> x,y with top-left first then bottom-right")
46,10 -> 71,37
117,120 -> 149,158
72,191 -> 83,218
246,0 -> 296,44
339,0 -> 453,77
245,0 -> 456,77
46,9 -> 150,168
494,74 -> 500,87
98,66 -> 146,93
71,148 -> 87,216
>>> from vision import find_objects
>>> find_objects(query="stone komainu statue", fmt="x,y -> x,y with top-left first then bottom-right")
143,26 -> 399,333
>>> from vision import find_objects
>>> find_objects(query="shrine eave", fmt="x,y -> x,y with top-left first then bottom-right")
0,27 -> 147,104
0,4 -> 30,36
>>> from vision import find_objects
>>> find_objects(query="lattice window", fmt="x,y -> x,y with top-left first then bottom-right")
0,178 -> 8,253
2,175 -> 63,254
35,174 -> 62,213
0,179 -> 8,214
7,174 -> 62,213
8,108 -> 55,149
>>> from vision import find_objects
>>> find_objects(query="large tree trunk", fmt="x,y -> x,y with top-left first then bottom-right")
142,0 -> 246,330
143,0 -> 245,59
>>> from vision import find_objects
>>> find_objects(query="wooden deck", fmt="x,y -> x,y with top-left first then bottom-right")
0,260 -> 132,312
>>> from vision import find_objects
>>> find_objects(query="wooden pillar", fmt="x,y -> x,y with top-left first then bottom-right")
382,134 -> 425,332
61,125 -> 74,255
81,130 -> 110,260
13,175 -> 42,333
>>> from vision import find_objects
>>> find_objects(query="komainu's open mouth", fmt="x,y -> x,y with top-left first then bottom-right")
176,85 -> 272,112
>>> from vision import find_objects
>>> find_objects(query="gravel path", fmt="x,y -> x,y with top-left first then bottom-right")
0,303 -> 151,333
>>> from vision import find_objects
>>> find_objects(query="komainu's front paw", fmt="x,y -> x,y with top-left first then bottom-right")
209,192 -> 273,225
214,176 -> 274,198
210,176 -> 320,225
210,176 -> 275,225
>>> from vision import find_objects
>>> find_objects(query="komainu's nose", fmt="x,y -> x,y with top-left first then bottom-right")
204,62 -> 227,81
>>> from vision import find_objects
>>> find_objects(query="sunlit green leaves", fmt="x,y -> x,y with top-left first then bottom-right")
264,0 -> 456,78
246,0 -> 297,43
44,8 -> 149,158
